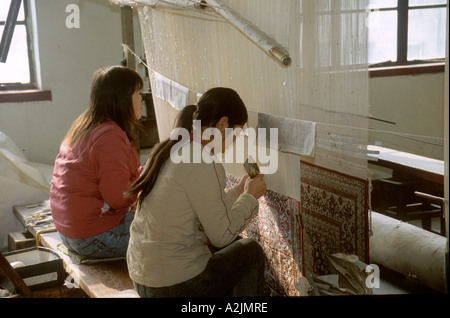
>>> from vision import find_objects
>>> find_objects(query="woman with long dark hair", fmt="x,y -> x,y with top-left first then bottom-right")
50,66 -> 144,258
126,87 -> 267,297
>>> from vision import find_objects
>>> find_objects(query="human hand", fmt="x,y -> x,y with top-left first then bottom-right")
244,174 -> 266,199
235,175 -> 250,195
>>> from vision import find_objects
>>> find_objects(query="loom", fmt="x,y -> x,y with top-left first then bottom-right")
111,0 -> 448,295
112,0 -> 292,67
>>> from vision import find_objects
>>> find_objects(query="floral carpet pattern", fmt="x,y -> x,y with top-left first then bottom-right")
225,162 -> 369,295
299,161 -> 369,276
226,174 -> 302,296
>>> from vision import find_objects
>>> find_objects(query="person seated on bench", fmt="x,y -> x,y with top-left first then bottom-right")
126,87 -> 267,297
50,66 -> 144,258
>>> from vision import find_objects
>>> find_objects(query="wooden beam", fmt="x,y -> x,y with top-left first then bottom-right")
0,251 -> 32,297
121,6 -> 136,69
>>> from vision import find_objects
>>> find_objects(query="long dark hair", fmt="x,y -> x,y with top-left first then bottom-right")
127,87 -> 248,207
64,66 -> 143,147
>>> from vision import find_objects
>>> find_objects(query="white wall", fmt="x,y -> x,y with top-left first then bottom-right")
369,72 -> 445,161
0,0 -> 124,165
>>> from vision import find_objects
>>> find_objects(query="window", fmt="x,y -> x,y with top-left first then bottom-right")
0,0 -> 36,90
367,0 -> 446,67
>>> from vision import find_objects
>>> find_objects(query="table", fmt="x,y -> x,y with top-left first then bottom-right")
368,146 -> 445,235
368,145 -> 444,185
13,203 -> 55,246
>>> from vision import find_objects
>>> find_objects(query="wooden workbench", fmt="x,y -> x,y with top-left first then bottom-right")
39,231 -> 136,298
12,204 -> 138,298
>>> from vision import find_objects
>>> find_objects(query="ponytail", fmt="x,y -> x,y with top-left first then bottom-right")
174,104 -> 198,133
126,87 -> 247,207
126,104 -> 197,207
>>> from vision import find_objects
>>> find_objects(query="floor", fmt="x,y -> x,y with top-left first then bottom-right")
374,264 -> 442,295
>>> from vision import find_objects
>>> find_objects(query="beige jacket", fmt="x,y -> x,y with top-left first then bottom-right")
126,145 -> 259,288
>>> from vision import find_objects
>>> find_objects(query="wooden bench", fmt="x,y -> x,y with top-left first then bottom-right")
12,204 -> 138,298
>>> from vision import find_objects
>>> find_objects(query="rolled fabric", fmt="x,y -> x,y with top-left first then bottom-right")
370,211 -> 447,293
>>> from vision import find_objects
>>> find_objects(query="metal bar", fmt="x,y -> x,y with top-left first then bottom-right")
205,0 -> 291,67
368,116 -> 396,125
0,0 -> 23,63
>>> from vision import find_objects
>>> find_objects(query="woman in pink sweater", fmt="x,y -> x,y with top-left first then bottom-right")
50,66 -> 143,258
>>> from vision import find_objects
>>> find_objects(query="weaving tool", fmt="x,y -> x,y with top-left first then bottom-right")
243,157 -> 259,178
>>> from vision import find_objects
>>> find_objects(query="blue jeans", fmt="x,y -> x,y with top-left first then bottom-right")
134,237 -> 265,297
59,210 -> 134,258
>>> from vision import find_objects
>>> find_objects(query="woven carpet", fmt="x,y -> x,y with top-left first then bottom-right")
299,161 -> 369,277
226,162 -> 369,295
226,174 -> 303,296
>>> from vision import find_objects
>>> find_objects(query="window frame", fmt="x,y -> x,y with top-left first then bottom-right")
0,0 -> 38,91
369,1 -> 447,69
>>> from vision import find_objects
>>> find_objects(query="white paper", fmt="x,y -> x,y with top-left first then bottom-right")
152,71 -> 189,111
257,112 -> 315,156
